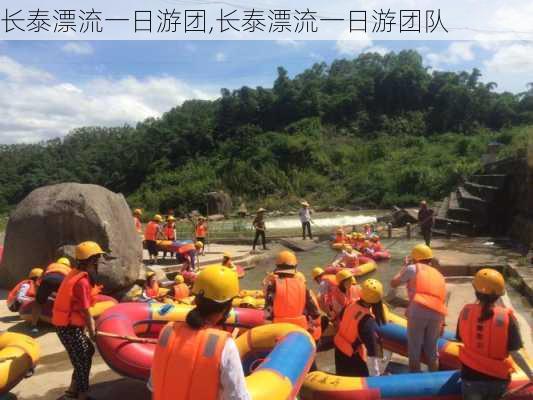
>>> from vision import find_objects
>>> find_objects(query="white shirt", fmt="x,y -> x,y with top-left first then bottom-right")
16,282 -> 33,302
299,208 -> 311,223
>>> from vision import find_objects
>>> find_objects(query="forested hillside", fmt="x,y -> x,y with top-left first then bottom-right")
0,50 -> 531,215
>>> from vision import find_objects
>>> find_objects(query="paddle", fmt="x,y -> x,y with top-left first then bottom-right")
502,382 -> 533,399
97,331 -> 158,344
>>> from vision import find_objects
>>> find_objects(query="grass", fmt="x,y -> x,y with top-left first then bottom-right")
0,215 -> 7,233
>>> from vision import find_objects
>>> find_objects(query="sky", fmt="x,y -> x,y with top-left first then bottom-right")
0,39 -> 532,144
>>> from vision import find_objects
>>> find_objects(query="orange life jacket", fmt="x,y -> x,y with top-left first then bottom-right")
195,224 -> 206,238
341,253 -> 359,268
145,281 -> 160,298
144,221 -> 159,241
52,270 -> 93,327
134,216 -> 142,233
45,262 -> 71,277
330,284 -> 361,320
7,279 -> 36,305
458,303 -> 515,379
334,301 -> 372,359
174,283 -> 190,301
164,224 -> 175,240
272,276 -> 308,329
407,263 -> 447,315
151,322 -> 229,400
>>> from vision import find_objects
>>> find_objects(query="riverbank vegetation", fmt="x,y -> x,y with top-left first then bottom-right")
0,50 -> 531,215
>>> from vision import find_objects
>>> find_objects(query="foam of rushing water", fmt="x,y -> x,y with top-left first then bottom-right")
265,214 -> 377,230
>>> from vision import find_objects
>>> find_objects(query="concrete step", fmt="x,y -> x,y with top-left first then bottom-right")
447,191 -> 473,221
457,186 -> 488,211
463,181 -> 500,202
431,228 -> 468,238
437,196 -> 450,219
435,216 -> 473,235
469,174 -> 507,188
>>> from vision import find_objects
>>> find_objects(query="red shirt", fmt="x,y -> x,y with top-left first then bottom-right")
72,276 -> 92,313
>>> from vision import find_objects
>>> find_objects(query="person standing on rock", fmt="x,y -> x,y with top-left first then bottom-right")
299,201 -> 313,240
390,244 -> 447,373
52,241 -> 104,400
418,200 -> 434,247
252,208 -> 268,251
457,268 -> 533,400
145,214 -> 163,265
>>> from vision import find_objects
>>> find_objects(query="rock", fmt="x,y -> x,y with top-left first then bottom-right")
0,183 -> 142,293
208,214 -> 225,222
391,206 -> 418,227
206,191 -> 233,216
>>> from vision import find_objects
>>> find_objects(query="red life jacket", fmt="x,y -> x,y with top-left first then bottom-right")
272,276 -> 308,329
7,279 -> 36,307
145,281 -> 160,298
334,301 -> 372,359
144,221 -> 159,241
195,224 -> 206,238
164,224 -> 175,240
151,322 -> 229,400
52,270 -> 94,327
458,303 -> 515,379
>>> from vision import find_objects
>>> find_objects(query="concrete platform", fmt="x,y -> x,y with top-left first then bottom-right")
278,237 -> 320,252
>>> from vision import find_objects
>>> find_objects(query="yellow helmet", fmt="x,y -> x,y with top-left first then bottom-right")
223,252 -> 232,259
174,274 -> 185,284
75,241 -> 105,261
360,279 -> 384,304
153,214 -> 163,222
56,257 -> 71,267
275,250 -> 298,268
343,244 -> 353,253
29,268 -> 44,279
473,268 -> 505,296
311,267 -> 325,280
167,216 -> 176,222
195,241 -> 204,249
146,271 -> 156,279
411,244 -> 433,262
133,208 -> 142,216
336,269 -> 355,285
192,265 -> 239,303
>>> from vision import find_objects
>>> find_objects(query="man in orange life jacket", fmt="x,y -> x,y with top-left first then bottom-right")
264,251 -> 320,330
150,265 -> 250,400
53,241 -> 104,400
334,279 -> 388,377
162,216 -> 176,259
145,214 -> 163,265
391,244 -> 447,372
31,256 -> 72,334
457,268 -> 532,400
7,267 -> 43,312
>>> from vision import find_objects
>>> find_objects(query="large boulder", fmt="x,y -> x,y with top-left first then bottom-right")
206,191 -> 232,216
0,183 -> 142,293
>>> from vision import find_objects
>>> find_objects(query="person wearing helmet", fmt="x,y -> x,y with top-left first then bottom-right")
31,256 -> 73,333
7,267 -> 43,312
252,208 -> 268,252
264,251 -> 320,330
52,241 -> 105,400
133,208 -> 143,234
145,214 -> 164,265
368,234 -> 384,253
353,232 -> 366,251
311,267 -> 337,314
418,200 -> 434,247
334,279 -> 388,377
333,244 -> 360,269
457,269 -> 532,400
194,216 -> 208,256
170,274 -> 190,302
221,252 -> 237,271
299,201 -> 313,240
162,216 -> 177,259
334,227 -> 346,244
391,244 -> 447,372
329,269 -> 361,323
141,271 -> 160,301
150,265 -> 250,400
363,224 -> 373,238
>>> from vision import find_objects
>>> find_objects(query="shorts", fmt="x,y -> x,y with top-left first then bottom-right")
36,273 -> 65,304
145,240 -> 158,256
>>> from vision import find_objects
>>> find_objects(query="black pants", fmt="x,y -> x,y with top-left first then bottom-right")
302,221 -> 312,239
36,273 -> 64,304
334,347 -> 369,377
253,230 -> 266,250
421,227 -> 432,246
57,326 -> 95,393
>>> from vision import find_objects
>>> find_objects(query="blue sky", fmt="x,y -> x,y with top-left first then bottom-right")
0,39 -> 532,144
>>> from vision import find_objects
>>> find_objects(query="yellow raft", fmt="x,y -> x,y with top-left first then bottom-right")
0,332 -> 40,395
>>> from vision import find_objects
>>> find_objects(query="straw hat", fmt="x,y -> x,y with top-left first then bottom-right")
257,208 -> 267,213
300,201 -> 310,207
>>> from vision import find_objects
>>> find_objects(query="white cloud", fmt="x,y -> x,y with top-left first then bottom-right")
215,52 -> 226,62
0,56 -> 53,82
335,31 -> 373,56
61,42 -> 94,55
482,42 -> 533,92
275,39 -> 304,48
0,56 -> 218,144
426,41 -> 475,68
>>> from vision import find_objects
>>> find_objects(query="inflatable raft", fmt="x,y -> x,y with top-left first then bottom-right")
324,261 -> 377,278
0,332 -> 40,395
19,294 -> 117,324
96,302 -> 266,379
